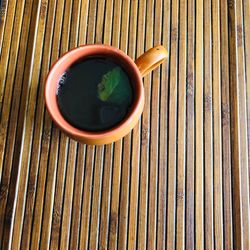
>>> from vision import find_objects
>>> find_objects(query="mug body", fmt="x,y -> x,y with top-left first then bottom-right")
45,44 -> 144,145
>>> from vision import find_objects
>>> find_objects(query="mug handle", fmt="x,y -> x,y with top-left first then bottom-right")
135,45 -> 168,77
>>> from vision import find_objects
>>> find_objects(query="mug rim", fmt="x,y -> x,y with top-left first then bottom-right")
45,44 -> 144,144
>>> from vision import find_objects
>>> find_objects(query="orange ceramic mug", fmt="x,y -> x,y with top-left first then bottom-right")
45,44 -> 168,145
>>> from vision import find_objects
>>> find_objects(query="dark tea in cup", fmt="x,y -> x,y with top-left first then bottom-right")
57,56 -> 133,131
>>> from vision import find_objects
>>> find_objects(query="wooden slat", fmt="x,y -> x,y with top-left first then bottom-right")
69,145 -> 86,249
98,144 -> 113,249
147,0 -> 162,247
236,0 -> 250,248
228,0 -> 243,248
116,0 -> 131,249
204,0 -> 214,248
49,134 -> 68,249
244,0 -> 250,169
108,0 -> 122,248
79,146 -> 95,249
126,0 -> 139,248
220,0 -> 233,248
195,0 -> 204,248
137,0 -> 152,248
186,0 -> 195,248
59,141 -> 77,249
212,0 -> 224,248
166,0 -> 178,248
176,0 -> 186,248
87,146 -> 104,250
157,0 -> 170,248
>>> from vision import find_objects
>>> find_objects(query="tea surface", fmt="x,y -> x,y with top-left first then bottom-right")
57,57 -> 133,131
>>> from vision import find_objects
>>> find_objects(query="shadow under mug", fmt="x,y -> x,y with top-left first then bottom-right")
45,44 -> 168,145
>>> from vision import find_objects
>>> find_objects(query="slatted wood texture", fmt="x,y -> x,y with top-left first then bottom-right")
0,0 -> 249,249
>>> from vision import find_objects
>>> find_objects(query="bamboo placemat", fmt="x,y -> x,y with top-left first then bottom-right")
0,0 -> 249,248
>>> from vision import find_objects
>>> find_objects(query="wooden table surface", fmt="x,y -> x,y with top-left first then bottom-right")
0,0 -> 250,249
